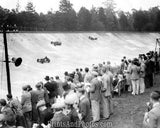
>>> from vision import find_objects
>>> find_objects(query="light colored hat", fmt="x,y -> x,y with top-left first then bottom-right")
52,97 -> 65,109
91,71 -> 98,76
36,82 -> 42,88
64,91 -> 79,105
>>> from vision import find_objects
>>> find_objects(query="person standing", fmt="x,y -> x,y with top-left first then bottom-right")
0,99 -> 16,127
101,67 -> 113,119
129,59 -> 140,95
55,76 -> 64,97
44,76 -> 58,104
126,59 -> 132,92
89,71 -> 102,122
145,56 -> 155,88
84,67 -> 93,84
21,85 -> 32,127
6,94 -> 25,127
77,88 -> 91,123
143,91 -> 160,128
139,60 -> 146,94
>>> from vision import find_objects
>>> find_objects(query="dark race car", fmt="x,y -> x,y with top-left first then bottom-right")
88,36 -> 98,40
51,41 -> 62,46
37,56 -> 50,64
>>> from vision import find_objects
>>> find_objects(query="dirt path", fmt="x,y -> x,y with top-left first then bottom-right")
105,86 -> 159,128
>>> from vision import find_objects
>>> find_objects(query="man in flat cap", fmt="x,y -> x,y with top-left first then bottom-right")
77,88 -> 91,123
44,76 -> 58,104
89,71 -> 102,122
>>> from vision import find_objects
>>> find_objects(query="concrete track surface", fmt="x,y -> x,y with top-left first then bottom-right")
0,32 -> 159,98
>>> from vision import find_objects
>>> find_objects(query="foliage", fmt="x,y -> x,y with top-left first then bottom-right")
0,0 -> 160,31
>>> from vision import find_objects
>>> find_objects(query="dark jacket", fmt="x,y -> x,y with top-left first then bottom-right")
44,81 -> 58,98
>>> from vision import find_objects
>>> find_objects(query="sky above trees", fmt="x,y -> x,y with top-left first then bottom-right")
0,0 -> 160,14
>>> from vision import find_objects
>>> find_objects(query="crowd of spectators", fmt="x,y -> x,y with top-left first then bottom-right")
0,50 -> 160,128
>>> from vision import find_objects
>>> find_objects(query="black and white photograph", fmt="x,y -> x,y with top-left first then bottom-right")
0,0 -> 160,127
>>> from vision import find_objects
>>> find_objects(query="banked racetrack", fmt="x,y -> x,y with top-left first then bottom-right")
0,32 -> 159,98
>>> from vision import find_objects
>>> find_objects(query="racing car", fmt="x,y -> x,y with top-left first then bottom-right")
88,36 -> 98,40
51,41 -> 62,46
37,56 -> 50,64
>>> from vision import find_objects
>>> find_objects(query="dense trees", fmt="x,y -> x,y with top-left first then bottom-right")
0,0 -> 160,31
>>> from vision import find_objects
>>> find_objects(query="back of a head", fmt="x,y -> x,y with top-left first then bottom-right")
85,67 -> 89,73
80,68 -> 83,72
64,71 -> 68,76
6,94 -> 12,99
150,91 -> 160,101
55,76 -> 59,80
76,68 -> 79,72
102,67 -> 107,73
0,99 -> 6,106
62,82 -> 71,91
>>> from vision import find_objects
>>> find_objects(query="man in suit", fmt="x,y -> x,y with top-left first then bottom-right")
101,67 -> 113,119
6,94 -> 25,127
44,76 -> 58,104
21,85 -> 32,127
0,99 -> 16,126
89,71 -> 102,122
84,67 -> 93,83
51,98 -> 70,128
143,91 -> 160,128
55,76 -> 64,97
77,88 -> 91,123
145,56 -> 155,88
129,59 -> 140,95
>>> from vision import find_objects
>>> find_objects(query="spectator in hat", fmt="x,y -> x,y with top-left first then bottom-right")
67,77 -> 77,90
129,59 -> 140,95
101,67 -> 113,120
0,99 -> 16,127
89,71 -> 102,122
21,85 -> 32,127
26,85 -> 32,92
6,94 -> 25,127
145,55 -> 155,88
64,72 -> 70,82
44,76 -> 58,104
51,98 -> 70,128
120,59 -> 125,74
143,91 -> 160,128
84,67 -> 93,84
55,76 -> 64,97
126,59 -> 132,92
80,68 -> 85,82
64,91 -> 79,128
139,58 -> 146,94
35,82 -> 53,126
77,88 -> 91,123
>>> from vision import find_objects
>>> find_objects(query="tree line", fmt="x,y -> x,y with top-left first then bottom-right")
0,0 -> 160,31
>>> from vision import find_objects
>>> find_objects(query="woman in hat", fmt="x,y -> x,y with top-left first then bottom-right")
51,98 -> 70,128
0,99 -> 16,127
64,91 -> 80,128
21,85 -> 32,127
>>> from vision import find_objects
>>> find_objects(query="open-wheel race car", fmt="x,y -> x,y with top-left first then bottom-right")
51,41 -> 62,46
37,56 -> 50,64
88,36 -> 98,40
